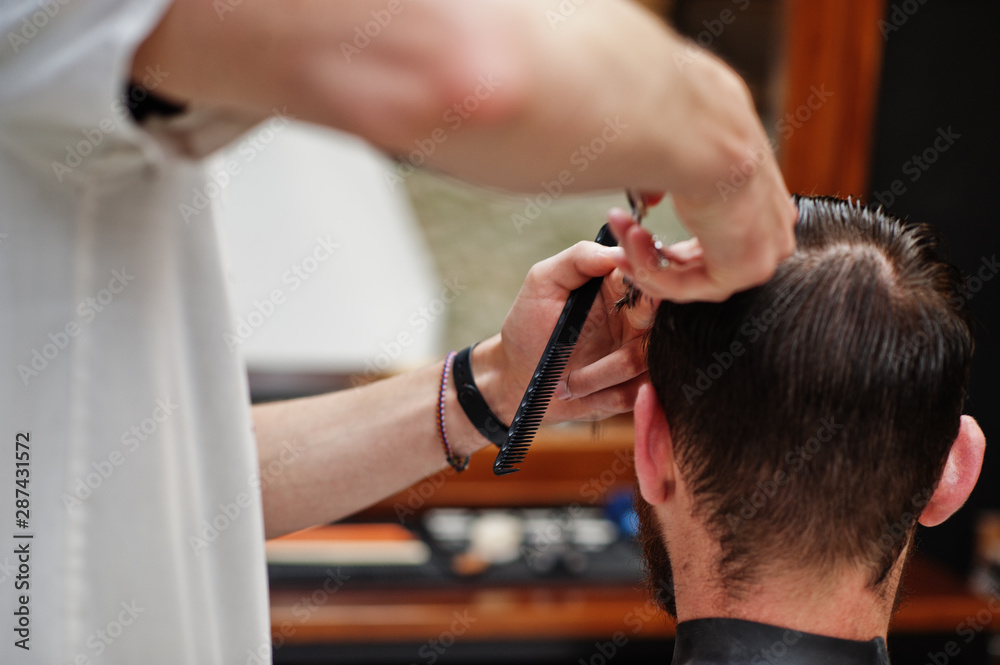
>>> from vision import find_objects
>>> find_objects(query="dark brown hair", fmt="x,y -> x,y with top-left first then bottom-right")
646,195 -> 974,592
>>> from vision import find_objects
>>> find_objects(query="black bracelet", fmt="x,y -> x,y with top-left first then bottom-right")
124,83 -> 186,123
453,345 -> 509,448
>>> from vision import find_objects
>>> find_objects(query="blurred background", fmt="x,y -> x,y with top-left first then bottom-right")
218,0 -> 1000,662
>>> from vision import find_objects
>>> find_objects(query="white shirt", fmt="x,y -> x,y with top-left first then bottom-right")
1,1 -> 272,662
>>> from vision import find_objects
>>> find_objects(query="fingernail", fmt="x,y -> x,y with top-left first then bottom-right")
555,379 -> 571,400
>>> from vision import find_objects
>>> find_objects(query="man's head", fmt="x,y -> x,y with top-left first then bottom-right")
633,195 -> 984,620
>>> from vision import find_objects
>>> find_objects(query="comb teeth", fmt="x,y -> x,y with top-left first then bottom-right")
493,344 -> 574,474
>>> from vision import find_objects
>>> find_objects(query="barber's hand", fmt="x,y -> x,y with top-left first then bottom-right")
473,241 -> 655,426
608,151 -> 798,304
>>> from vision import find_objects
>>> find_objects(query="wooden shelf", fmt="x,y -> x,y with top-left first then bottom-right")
270,556 -> 997,644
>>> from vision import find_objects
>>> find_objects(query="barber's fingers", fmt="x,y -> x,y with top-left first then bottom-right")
606,209 -> 703,269
669,181 -> 798,299
608,209 -> 733,303
526,240 -> 623,298
558,337 -> 647,402
569,372 -> 649,420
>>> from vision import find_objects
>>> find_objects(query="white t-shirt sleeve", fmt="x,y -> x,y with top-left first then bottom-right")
0,0 -> 264,181
0,1 -> 173,175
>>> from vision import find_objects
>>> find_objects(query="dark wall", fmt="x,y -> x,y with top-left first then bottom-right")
869,0 -> 1000,574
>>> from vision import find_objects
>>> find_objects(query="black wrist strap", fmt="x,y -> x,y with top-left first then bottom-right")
453,345 -> 508,448
125,83 -> 186,123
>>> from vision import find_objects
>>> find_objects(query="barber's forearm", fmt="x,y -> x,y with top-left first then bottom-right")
254,338 -> 507,540
423,1 -> 760,199
132,0 -> 758,199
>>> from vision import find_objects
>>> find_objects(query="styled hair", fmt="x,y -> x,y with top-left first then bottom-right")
646,195 -> 974,592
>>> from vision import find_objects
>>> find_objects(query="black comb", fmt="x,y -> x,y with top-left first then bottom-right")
493,223 -> 618,475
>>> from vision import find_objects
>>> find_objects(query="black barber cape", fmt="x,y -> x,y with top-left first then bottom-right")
672,618 -> 891,665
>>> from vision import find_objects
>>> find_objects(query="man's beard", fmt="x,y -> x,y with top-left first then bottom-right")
633,491 -> 677,618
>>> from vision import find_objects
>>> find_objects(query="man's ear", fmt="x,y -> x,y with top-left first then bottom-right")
919,415 -> 986,527
634,382 -> 676,506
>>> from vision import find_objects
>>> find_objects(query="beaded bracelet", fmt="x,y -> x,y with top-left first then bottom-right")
437,351 -> 470,472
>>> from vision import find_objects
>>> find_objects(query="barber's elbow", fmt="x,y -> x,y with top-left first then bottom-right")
434,36 -> 529,137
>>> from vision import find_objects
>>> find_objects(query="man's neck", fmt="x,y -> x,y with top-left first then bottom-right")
665,505 -> 899,641
673,570 -> 894,641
